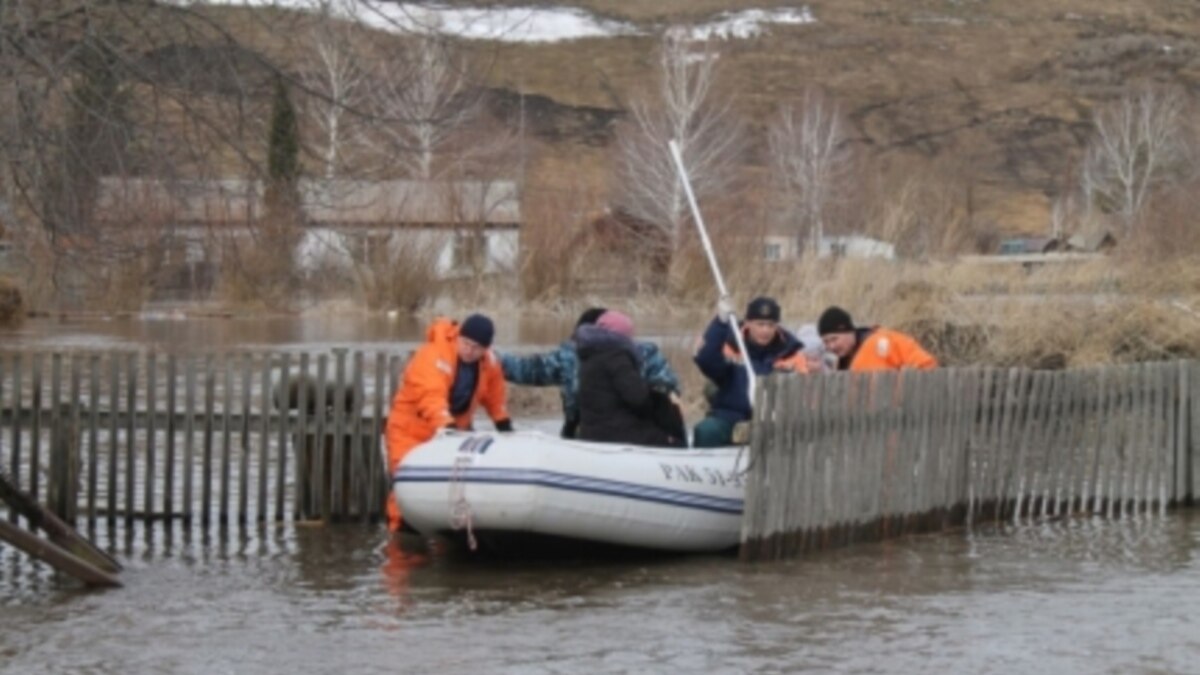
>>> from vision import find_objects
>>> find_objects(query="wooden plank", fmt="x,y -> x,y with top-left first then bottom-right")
68,355 -> 83,523
220,354 -> 233,525
314,354 -> 329,522
1152,363 -> 1169,514
275,353 -> 291,522
8,354 -> 22,522
164,354 -> 177,524
351,351 -> 367,522
1,464 -> 121,573
331,349 -> 347,521
370,351 -> 386,523
1173,361 -> 1188,505
201,354 -> 216,526
294,353 -> 310,520
258,353 -> 271,523
145,352 -> 158,520
124,352 -> 137,524
30,352 -> 43,501
0,519 -> 121,587
48,354 -> 63,517
106,353 -> 119,525
1038,371 -> 1066,518
183,355 -> 197,526
1192,361 -> 1200,507
86,355 -> 101,525
238,353 -> 252,525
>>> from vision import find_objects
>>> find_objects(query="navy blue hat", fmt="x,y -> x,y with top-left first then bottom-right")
745,296 -> 781,323
818,306 -> 855,336
459,314 -> 494,348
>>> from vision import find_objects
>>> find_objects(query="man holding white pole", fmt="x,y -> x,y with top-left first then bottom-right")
692,296 -> 808,447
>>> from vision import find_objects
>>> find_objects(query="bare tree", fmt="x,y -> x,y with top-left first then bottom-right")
301,1 -> 368,179
1081,87 -> 1193,233
612,31 -> 745,285
369,31 -> 475,179
768,89 -> 852,255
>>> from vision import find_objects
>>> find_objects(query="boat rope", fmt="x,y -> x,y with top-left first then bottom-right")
448,453 -> 478,551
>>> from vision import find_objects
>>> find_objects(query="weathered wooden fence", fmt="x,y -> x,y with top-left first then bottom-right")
741,361 -> 1199,561
0,349 -> 404,529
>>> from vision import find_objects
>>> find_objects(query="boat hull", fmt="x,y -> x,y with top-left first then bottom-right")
393,430 -> 745,553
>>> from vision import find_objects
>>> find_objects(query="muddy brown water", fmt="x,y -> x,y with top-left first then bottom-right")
3,317 -> 1200,673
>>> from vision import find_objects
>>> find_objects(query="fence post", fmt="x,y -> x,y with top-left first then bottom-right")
48,403 -> 80,523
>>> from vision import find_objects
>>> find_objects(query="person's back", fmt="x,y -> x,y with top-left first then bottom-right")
499,306 -> 681,439
576,312 -> 678,448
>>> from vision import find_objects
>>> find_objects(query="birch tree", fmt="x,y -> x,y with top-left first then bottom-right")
301,2 -> 368,179
768,89 -> 852,255
1081,87 -> 1192,233
612,31 -> 744,283
370,33 -> 474,179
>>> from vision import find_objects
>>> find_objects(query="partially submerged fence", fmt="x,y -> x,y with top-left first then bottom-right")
740,361 -> 1199,561
0,349 -> 401,528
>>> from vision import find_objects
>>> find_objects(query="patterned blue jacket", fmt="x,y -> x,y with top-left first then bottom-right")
500,340 -> 680,430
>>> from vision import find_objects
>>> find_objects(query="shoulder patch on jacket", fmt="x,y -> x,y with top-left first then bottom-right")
876,336 -> 890,357
435,358 -> 454,375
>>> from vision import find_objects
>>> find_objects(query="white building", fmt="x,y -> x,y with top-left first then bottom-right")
760,233 -> 896,261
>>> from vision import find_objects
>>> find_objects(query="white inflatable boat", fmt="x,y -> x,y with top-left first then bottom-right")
392,430 -> 745,553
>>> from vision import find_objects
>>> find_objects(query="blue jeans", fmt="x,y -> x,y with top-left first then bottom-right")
692,416 -> 735,448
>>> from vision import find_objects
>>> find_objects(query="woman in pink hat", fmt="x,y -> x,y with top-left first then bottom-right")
574,310 -> 685,448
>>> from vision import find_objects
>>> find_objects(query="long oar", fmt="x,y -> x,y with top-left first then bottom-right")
667,140 -> 757,399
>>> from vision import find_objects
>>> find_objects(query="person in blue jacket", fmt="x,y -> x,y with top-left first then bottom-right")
692,296 -> 807,447
500,307 -> 681,439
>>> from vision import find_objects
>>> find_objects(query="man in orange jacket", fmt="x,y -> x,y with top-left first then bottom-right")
817,306 -> 938,371
385,313 -> 512,532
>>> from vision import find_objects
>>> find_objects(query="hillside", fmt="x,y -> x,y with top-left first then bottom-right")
452,0 -> 1200,232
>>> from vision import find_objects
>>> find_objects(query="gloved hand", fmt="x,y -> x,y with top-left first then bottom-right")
495,418 -> 514,433
716,296 -> 735,323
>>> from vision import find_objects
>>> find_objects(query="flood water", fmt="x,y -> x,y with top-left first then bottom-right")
0,313 -> 697,353
3,317 -> 1200,673
2,512 -> 1198,673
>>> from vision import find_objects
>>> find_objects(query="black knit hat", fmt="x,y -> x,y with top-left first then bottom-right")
745,296 -> 781,323
459,313 -> 495,348
576,307 -> 607,328
817,306 -> 855,336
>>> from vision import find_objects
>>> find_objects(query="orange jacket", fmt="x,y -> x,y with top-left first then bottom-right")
846,327 -> 937,372
386,318 -> 509,445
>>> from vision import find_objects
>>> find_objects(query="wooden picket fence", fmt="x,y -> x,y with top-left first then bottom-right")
740,361 -> 1199,561
0,349 -> 403,529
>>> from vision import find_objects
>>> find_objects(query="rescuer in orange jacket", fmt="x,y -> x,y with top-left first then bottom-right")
817,306 -> 938,372
385,314 -> 512,532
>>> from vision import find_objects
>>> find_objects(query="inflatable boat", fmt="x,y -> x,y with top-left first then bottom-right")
392,430 -> 745,553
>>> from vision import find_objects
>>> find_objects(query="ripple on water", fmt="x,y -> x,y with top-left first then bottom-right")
1,511 -> 1198,673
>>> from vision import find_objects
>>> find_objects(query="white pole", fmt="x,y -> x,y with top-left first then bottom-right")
668,140 -> 758,400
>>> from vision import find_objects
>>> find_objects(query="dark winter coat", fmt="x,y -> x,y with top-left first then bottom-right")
693,317 -> 806,423
575,325 -> 682,448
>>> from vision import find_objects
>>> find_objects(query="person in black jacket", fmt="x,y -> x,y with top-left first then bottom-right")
576,310 -> 685,448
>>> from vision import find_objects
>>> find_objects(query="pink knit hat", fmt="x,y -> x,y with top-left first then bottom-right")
596,310 -> 635,338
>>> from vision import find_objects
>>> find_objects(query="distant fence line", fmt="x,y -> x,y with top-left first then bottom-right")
740,361 -> 1199,561
0,349 -> 403,529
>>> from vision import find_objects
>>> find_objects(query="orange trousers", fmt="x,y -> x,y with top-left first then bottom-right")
386,431 -> 430,532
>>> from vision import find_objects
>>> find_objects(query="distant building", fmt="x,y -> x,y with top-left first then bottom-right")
998,237 -> 1061,255
816,235 -> 896,260
758,233 -> 896,261
93,177 -> 521,286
